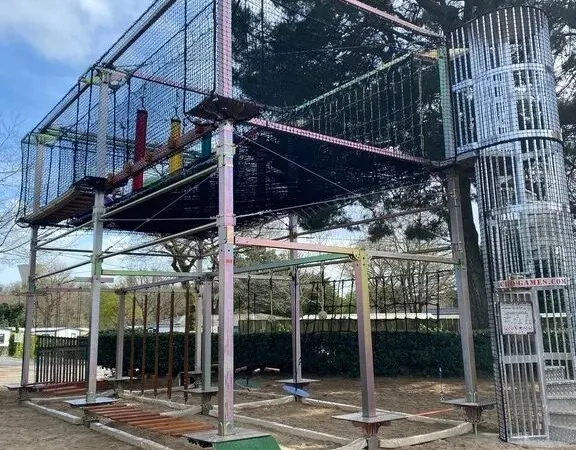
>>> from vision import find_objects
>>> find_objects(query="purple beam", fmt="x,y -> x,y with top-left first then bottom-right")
248,118 -> 429,165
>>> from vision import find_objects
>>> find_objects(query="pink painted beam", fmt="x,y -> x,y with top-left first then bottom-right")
338,0 -> 443,39
235,236 -> 352,256
247,118 -> 429,165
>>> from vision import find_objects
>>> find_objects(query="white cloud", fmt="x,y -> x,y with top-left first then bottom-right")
0,0 -> 142,64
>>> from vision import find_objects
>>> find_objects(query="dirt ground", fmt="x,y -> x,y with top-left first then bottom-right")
0,366 -> 565,450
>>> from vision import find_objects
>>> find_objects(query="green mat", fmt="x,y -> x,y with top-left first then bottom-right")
213,436 -> 281,450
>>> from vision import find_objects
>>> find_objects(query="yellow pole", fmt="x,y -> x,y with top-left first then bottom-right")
168,118 -> 182,174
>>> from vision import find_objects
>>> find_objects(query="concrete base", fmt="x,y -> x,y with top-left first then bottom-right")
441,398 -> 495,430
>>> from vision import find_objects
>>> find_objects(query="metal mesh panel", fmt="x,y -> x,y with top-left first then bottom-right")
449,6 -> 576,442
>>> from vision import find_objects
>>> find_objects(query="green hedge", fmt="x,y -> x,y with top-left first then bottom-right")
98,330 -> 493,378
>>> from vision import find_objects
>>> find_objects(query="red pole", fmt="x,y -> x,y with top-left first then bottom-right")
133,109 -> 148,191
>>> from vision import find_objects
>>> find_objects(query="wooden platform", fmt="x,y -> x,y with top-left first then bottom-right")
86,403 -> 214,437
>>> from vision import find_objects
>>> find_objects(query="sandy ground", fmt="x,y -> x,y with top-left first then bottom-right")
0,360 -> 565,450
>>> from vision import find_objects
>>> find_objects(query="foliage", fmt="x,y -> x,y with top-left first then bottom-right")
97,330 -> 492,378
99,292 -> 119,331
0,302 -> 24,328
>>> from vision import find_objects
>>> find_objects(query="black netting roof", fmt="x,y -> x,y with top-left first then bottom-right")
70,126 -> 430,234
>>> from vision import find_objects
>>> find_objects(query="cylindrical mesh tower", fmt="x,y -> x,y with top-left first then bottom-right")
449,7 -> 576,443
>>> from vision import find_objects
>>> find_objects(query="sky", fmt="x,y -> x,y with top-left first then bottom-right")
0,0 -> 145,283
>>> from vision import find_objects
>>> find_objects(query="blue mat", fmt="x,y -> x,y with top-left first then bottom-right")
282,385 -> 309,398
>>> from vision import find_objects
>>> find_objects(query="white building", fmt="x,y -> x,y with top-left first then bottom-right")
0,327 -> 11,355
31,327 -> 88,338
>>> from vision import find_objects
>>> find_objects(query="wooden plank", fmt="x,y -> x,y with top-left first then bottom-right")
126,417 -> 173,426
144,420 -> 191,430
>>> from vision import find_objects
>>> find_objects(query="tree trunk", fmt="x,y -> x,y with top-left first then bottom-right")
459,173 -> 489,329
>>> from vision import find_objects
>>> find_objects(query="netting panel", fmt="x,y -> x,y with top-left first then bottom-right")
19,0 -> 443,227
19,0 -> 215,219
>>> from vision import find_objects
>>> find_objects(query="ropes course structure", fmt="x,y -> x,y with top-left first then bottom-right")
14,1 -> 576,448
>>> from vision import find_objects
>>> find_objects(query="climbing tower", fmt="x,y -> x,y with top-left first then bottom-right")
449,6 -> 576,442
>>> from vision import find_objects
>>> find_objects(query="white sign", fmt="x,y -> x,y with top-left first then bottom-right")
500,303 -> 534,335
496,277 -> 568,290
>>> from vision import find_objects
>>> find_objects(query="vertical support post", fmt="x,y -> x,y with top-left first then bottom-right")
195,243 -> 203,374
115,292 -> 126,380
217,120 -> 235,435
216,0 -> 234,435
353,250 -> 376,418
167,290 -> 175,400
87,70 -> 109,403
447,171 -> 478,402
288,215 -> 302,383
439,45 -> 478,404
21,227 -> 38,389
183,284 -> 190,402
202,281 -> 213,390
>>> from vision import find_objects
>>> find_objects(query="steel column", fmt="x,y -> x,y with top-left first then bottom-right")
87,71 -> 109,403
447,171 -> 478,402
202,281 -> 212,390
289,215 -> 302,382
216,119 -> 235,435
115,292 -> 126,379
354,250 -> 376,417
195,244 -> 203,374
20,226 -> 38,388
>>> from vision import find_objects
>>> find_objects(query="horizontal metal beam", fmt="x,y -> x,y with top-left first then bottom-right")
102,269 -> 202,278
37,222 -> 94,247
235,236 -> 354,256
32,260 -> 92,281
101,222 -> 216,260
102,164 -> 217,219
339,0 -> 443,39
276,206 -> 443,240
234,254 -> 346,274
366,249 -> 457,265
249,118 -> 428,165
37,247 -> 176,258
117,272 -> 291,292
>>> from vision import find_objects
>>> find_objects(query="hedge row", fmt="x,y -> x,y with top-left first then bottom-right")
98,330 -> 493,378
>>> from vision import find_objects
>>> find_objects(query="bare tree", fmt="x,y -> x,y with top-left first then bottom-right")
0,114 -> 28,265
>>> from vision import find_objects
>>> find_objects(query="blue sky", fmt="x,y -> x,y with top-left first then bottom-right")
0,0 -> 145,283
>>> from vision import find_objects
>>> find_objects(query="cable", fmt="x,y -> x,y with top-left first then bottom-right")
234,130 -> 358,197
101,171 -> 216,254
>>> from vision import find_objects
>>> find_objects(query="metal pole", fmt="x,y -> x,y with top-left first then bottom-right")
195,243 -> 203,374
202,281 -> 212,390
87,71 -> 109,403
216,0 -> 234,434
354,250 -> 376,418
439,44 -> 478,403
217,119 -> 235,435
21,227 -> 38,388
115,292 -> 126,380
447,171 -> 478,402
288,215 -> 302,382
